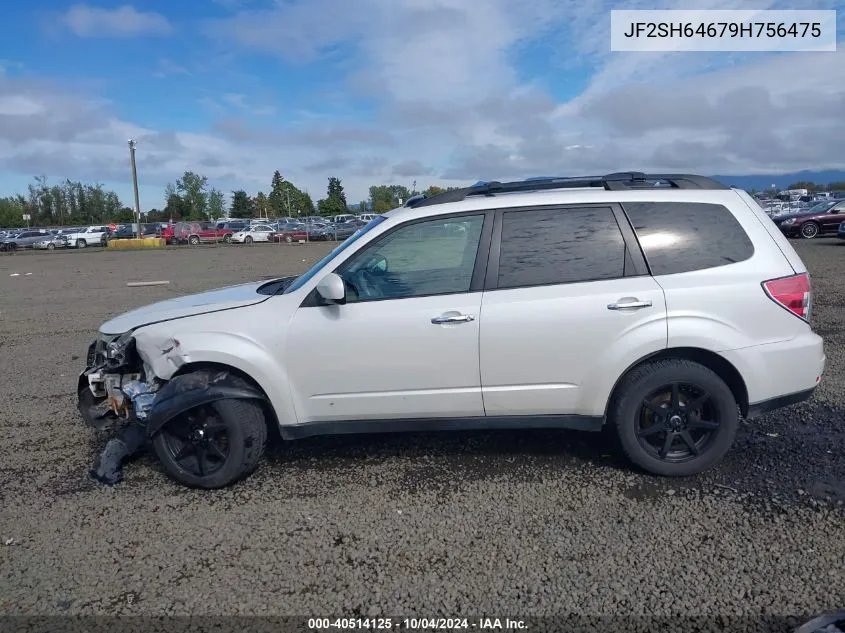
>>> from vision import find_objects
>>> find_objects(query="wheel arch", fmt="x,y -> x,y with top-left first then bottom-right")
169,361 -> 282,442
603,347 -> 749,420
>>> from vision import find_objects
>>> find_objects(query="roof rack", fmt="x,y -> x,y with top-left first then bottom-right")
405,172 -> 730,208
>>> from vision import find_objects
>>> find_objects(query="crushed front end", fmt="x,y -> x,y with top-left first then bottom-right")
77,332 -> 162,430
78,332 -> 164,484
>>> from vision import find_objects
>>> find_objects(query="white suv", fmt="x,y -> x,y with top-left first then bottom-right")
65,225 -> 108,248
78,173 -> 825,488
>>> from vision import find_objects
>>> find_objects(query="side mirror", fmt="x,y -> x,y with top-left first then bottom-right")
315,273 -> 346,304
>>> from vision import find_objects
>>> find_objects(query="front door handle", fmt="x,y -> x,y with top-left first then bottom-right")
607,298 -> 653,310
431,314 -> 475,324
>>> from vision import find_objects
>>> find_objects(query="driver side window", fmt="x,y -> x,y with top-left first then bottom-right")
336,214 -> 485,303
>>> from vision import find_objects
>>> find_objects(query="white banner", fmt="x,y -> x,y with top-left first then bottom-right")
610,10 -> 837,52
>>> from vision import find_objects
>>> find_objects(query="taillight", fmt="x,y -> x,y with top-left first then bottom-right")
762,272 -> 812,321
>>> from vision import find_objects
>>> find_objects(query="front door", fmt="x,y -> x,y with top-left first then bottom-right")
821,202 -> 845,233
286,212 -> 491,423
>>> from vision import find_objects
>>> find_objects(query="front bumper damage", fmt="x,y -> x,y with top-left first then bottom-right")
78,334 -> 265,484
78,335 -> 161,484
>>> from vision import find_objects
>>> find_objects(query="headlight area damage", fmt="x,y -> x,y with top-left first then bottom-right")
79,334 -> 267,486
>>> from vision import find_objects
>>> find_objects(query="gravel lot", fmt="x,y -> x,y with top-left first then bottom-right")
0,240 -> 843,625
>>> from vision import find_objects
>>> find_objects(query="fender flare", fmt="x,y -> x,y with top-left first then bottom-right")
145,372 -> 267,436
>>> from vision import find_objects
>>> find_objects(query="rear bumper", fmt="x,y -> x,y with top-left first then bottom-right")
719,331 -> 825,411
746,387 -> 817,419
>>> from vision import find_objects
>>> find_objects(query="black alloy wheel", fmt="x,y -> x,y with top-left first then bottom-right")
158,405 -> 230,479
637,382 -> 720,462
610,359 -> 739,477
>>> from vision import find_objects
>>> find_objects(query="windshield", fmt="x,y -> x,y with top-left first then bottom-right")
805,200 -> 837,214
283,215 -> 388,294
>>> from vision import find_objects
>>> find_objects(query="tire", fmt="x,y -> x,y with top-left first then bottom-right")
609,359 -> 739,477
189,235 -> 200,245
152,397 -> 268,489
285,235 -> 293,244
800,222 -> 820,239
47,243 -> 55,251
76,239 -> 87,248
223,235 -> 232,244
244,235 -> 253,244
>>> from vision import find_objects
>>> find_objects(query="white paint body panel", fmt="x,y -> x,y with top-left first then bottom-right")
100,281 -> 271,335
479,277 -> 667,416
286,294 -> 484,422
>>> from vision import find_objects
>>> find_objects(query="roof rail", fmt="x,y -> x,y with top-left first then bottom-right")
406,172 -> 730,208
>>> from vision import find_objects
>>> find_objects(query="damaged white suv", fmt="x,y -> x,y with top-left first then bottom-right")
78,173 -> 825,488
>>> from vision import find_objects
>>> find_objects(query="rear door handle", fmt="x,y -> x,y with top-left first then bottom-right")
607,299 -> 653,310
431,314 -> 475,324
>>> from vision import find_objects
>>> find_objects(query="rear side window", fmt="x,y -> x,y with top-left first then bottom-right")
497,207 -> 627,289
622,202 -> 754,276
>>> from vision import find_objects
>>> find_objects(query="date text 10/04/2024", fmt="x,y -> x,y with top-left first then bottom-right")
307,618 -> 528,630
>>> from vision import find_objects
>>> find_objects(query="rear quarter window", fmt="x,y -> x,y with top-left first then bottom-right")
622,201 -> 754,276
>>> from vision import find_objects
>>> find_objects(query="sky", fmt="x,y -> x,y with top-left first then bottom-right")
0,0 -> 843,211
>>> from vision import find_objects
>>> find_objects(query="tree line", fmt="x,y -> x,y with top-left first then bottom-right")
0,177 -> 133,228
11,171 -> 842,229
153,171 -> 458,223
0,170 -> 461,228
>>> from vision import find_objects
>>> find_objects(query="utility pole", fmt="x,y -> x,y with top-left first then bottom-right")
128,139 -> 142,238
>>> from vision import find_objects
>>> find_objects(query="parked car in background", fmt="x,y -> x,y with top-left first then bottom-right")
772,198 -> 845,239
33,234 -> 69,250
332,220 -> 366,240
106,224 -> 161,241
232,224 -> 276,244
332,214 -> 357,224
64,225 -> 108,248
1,229 -> 52,249
216,220 -> 248,236
270,223 -> 309,243
173,221 -> 233,245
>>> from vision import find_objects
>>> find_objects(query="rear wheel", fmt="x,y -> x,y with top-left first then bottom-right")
223,234 -> 232,244
800,222 -> 820,239
610,359 -> 739,477
152,398 -> 267,488
285,235 -> 293,244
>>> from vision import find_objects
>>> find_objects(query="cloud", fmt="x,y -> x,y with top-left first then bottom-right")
4,0 -> 845,212
61,4 -> 173,38
153,58 -> 191,78
392,160 -> 432,178
197,0 -> 844,188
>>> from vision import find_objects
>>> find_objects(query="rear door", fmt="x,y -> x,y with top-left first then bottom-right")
479,204 -> 668,418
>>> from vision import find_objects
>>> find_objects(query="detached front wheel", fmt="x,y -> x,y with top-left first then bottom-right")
610,359 -> 739,477
152,399 -> 267,488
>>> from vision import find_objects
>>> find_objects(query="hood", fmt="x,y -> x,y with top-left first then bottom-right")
774,211 -> 816,222
100,280 -> 276,335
